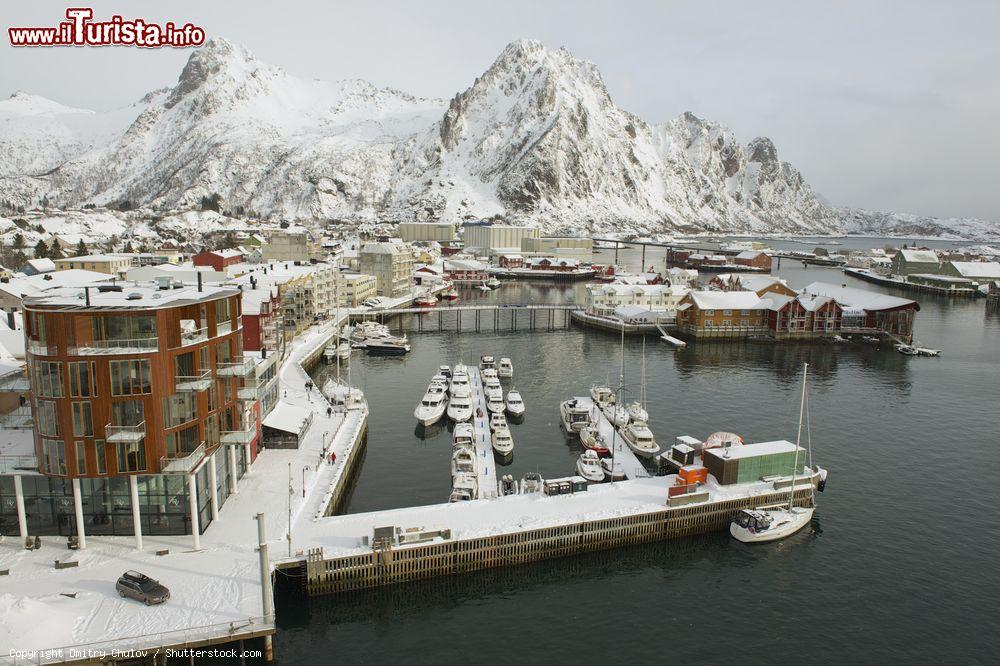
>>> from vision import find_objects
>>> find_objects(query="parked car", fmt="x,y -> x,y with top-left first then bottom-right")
116,570 -> 170,605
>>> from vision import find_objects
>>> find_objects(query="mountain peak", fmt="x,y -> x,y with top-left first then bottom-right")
0,90 -> 93,116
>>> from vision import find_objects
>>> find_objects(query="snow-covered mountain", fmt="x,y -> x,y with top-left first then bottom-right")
0,38 -> 995,239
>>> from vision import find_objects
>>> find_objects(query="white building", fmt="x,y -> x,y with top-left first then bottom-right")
585,283 -> 690,317
359,241 -> 414,297
463,224 -> 539,256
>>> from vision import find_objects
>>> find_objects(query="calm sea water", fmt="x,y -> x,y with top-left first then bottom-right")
282,245 -> 999,664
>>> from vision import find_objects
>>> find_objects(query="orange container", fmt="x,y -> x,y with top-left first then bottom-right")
679,465 -> 707,483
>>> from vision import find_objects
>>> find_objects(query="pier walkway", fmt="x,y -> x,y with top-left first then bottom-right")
468,367 -> 499,499
576,397 -> 647,479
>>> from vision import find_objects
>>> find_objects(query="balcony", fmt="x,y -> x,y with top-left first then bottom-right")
26,340 -> 56,356
0,454 -> 38,474
175,370 -> 212,392
237,384 -> 260,401
160,442 -> 206,475
106,421 -> 146,443
217,357 -> 254,377
179,325 -> 208,347
70,337 -> 159,355
219,423 -> 257,445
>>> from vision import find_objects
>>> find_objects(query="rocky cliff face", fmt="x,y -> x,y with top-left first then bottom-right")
0,38 -> 991,238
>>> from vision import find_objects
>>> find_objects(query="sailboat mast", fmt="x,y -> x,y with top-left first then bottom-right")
640,337 -> 646,409
789,363 -> 808,510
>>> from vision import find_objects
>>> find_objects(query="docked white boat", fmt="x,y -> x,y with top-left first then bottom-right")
505,389 -> 525,417
602,403 -> 630,428
337,340 -> 351,359
323,345 -> 338,363
486,393 -> 506,414
480,354 -> 497,372
438,365 -> 452,379
453,423 -> 475,450
498,357 -> 513,378
427,382 -> 448,397
430,373 -> 449,387
451,447 -> 477,479
483,376 -> 503,400
590,385 -> 615,406
492,426 -> 514,457
448,393 -> 473,422
449,372 -> 471,395
622,422 -> 660,458
580,426 -> 610,456
559,398 -> 593,435
521,472 -> 544,493
576,450 -> 605,483
915,346 -> 941,357
414,390 -> 448,426
477,282 -> 491,292
450,473 -> 477,502
365,337 -> 410,356
600,458 -> 626,481
626,402 -> 649,425
894,343 -> 918,356
486,277 -> 501,289
730,507 -> 815,543
489,412 -> 508,431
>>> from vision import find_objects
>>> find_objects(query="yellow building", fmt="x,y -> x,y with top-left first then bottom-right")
53,254 -> 133,278
334,272 -> 378,307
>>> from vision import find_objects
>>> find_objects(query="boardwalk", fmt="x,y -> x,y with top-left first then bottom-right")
468,367 -> 499,499
576,396 -> 648,479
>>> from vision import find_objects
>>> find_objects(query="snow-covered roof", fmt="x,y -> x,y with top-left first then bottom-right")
948,261 -> 1000,278
738,275 -> 787,293
735,250 -> 766,259
262,401 -> 312,435
53,254 -> 130,263
208,248 -> 243,259
688,291 -> 763,310
24,281 -> 238,309
802,282 -> 918,311
0,269 -> 113,301
898,249 -> 939,263
360,241 -> 409,255
25,258 -> 55,273
703,439 -> 803,459
444,259 -> 487,271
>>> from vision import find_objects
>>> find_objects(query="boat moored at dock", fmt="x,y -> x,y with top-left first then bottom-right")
498,357 -> 514,378
560,398 -> 593,435
576,450 -> 605,483
622,422 -> 660,458
505,389 -> 525,417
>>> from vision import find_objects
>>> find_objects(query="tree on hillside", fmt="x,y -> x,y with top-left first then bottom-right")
123,240 -> 134,253
75,239 -> 88,256
12,233 -> 24,250
34,240 -> 47,259
200,193 -> 222,212
48,238 -> 62,259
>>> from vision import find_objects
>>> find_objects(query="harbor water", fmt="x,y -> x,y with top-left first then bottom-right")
286,243 -> 999,663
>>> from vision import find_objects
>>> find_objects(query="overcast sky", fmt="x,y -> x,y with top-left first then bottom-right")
3,0 -> 998,221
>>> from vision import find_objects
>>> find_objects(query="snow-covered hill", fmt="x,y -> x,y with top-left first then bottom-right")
0,38 -> 995,239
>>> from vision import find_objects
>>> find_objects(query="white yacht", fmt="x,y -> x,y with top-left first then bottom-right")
489,412 -> 508,431
430,373 -> 449,387
453,423 -> 475,449
451,447 -> 476,479
492,426 -> 514,457
450,473 -> 477,502
559,398 -> 593,435
626,402 -> 649,425
337,340 -> 351,360
414,391 -> 448,427
505,390 -> 525,417
481,367 -> 499,381
601,458 -> 626,481
602,403 -> 630,428
480,354 -> 497,372
438,365 -> 452,379
576,450 -> 605,483
447,392 -> 473,422
622,422 -> 660,458
486,393 -> 506,414
498,357 -> 513,378
427,382 -> 448,397
449,372 -> 471,395
590,385 -> 615,406
483,376 -> 503,401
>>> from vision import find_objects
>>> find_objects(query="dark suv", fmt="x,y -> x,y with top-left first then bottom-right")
116,570 -> 170,605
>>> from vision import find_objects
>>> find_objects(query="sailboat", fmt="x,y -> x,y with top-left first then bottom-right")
730,364 -> 816,544
627,338 -> 649,425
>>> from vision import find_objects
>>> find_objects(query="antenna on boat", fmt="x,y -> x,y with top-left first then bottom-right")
789,363 -> 808,511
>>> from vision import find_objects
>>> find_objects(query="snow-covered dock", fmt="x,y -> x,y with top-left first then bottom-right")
575,396 -> 648,479
468,367 -> 499,499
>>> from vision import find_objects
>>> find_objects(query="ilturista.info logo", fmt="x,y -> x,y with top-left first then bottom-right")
8,7 -> 206,48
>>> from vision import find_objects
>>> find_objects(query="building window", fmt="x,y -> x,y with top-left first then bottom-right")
723,309 -> 733,316
117,441 -> 146,473
111,399 -> 144,427
32,361 -> 64,397
722,320 -> 732,327
92,314 -> 157,346
740,319 -> 749,326
95,439 -> 107,475
43,439 -> 66,475
37,399 -> 59,436
162,393 -> 198,428
69,361 -> 97,397
166,423 -> 201,457
740,310 -> 750,316
75,441 -> 87,475
704,309 -> 715,316
110,359 -> 151,396
72,401 -> 93,437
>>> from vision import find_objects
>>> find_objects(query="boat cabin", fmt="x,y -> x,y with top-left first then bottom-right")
733,509 -> 773,533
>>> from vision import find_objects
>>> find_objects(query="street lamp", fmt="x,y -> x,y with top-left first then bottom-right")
301,465 -> 310,498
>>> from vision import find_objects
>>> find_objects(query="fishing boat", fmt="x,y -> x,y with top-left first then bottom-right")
486,393 -> 506,414
451,447 -> 476,478
590,385 -> 615,405
627,338 -> 649,424
622,422 -> 660,458
505,389 -> 525,417
559,398 -> 592,435
414,390 -> 448,426
600,458 -> 626,481
365,337 -> 411,356
447,392 -> 473,422
453,423 -> 475,450
579,426 -> 610,456
492,426 -> 514,458
576,450 -> 605,483
730,364 -> 816,544
415,291 -> 438,308
489,412 -> 508,431
498,357 -> 514,378
602,403 -> 630,428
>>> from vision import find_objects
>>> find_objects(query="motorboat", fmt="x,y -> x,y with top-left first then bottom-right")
505,390 -> 525,417
915,346 -> 941,357
453,363 -> 469,376
483,377 -> 503,400
521,472 -> 544,493
590,385 -> 615,406
323,345 -> 338,363
600,458 -> 626,481
448,488 -> 473,502
453,423 -> 475,449
322,379 -> 366,410
427,382 -> 448,397
350,321 -> 393,346
338,340 -> 351,359
492,426 -> 514,457
365,337 -> 410,356
430,373 -> 449,387
576,450 -> 605,483
451,473 -> 477,502
414,391 -> 448,426
415,291 -> 438,308
498,357 -> 513,378
448,393 -> 473,422
441,287 -> 459,301
438,365 -> 452,379
626,402 -> 649,425
480,355 -> 497,372
894,343 -> 918,356
489,412 -> 508,431
451,447 -> 476,478
559,398 -> 593,435
602,403 -> 630,428
622,422 -> 660,458
449,372 -> 470,395
486,393 -> 506,414
579,426 -> 610,457
486,277 -> 501,289
730,507 -> 814,543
